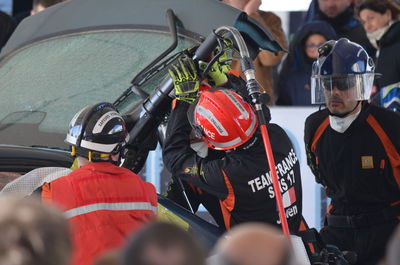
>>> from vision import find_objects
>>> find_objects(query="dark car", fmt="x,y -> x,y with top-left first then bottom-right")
0,0 -> 282,250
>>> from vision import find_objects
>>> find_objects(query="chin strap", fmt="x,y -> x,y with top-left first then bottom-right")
329,101 -> 360,118
70,145 -> 120,165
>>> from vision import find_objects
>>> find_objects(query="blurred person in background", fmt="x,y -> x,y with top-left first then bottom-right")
31,0 -> 65,15
0,196 -> 72,265
358,0 -> 400,112
121,221 -> 206,265
13,0 -> 66,25
209,222 -> 293,265
0,10 -> 15,51
304,0 -> 374,56
220,0 -> 288,105
276,21 -> 337,106
92,250 -> 120,265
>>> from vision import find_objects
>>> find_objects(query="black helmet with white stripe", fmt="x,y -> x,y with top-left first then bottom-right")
65,102 -> 129,156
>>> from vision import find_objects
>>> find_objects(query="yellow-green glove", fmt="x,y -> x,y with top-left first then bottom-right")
201,38 -> 234,87
168,56 -> 200,103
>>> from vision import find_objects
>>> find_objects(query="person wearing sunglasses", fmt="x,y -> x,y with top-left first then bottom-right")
304,38 -> 400,265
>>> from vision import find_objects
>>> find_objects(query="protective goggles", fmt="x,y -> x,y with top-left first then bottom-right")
311,74 -> 375,104
320,76 -> 356,91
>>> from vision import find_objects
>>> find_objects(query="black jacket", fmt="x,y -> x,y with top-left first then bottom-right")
163,101 -> 302,232
375,21 -> 400,89
304,103 -> 400,215
0,11 -> 16,51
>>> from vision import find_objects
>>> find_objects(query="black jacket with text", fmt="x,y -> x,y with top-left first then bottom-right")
163,101 -> 302,232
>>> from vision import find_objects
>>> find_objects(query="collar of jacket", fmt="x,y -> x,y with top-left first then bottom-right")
329,108 -> 361,133
378,20 -> 400,48
79,162 -> 131,175
317,5 -> 358,30
343,101 -> 371,130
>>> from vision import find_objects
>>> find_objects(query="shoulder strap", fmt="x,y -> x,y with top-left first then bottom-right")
366,114 -> 400,188
306,116 -> 329,185
311,117 -> 330,153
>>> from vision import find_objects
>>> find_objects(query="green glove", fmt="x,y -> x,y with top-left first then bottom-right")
168,56 -> 200,103
201,38 -> 234,87
207,61 -> 230,87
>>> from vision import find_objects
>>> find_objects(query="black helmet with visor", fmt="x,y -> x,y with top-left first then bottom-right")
311,38 -> 377,104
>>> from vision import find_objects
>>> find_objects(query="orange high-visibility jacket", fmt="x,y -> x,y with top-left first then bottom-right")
42,162 -> 157,265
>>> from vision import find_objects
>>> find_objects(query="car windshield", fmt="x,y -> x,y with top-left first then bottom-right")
0,29 -> 197,149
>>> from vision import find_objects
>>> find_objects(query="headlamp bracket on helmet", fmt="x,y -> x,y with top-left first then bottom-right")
318,40 -> 335,57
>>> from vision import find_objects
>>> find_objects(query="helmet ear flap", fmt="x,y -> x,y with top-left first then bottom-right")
111,141 -> 126,155
192,124 -> 203,138
187,99 -> 203,139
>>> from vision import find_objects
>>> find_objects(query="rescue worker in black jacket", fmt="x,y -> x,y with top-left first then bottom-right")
304,38 -> 400,265
162,56 -> 303,233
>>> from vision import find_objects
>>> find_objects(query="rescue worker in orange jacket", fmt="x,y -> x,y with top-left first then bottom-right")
304,38 -> 400,265
41,102 -> 157,265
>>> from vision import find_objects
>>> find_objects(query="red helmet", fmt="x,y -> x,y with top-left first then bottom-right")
188,89 -> 258,150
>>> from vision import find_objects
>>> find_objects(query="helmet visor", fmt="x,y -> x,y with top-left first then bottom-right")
311,74 -> 375,104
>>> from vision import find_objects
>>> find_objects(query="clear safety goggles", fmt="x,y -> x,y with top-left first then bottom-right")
311,74 -> 375,104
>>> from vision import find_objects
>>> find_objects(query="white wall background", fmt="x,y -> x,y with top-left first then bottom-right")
270,106 -> 322,229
